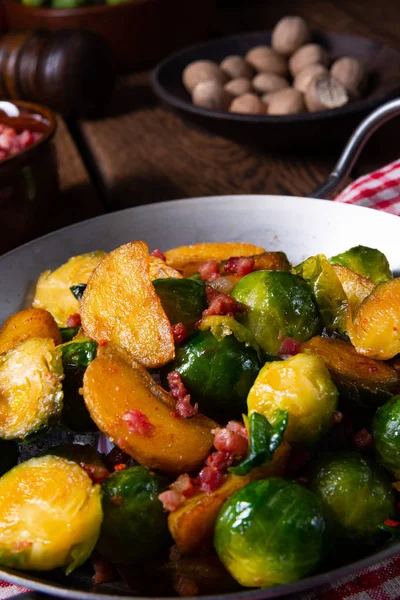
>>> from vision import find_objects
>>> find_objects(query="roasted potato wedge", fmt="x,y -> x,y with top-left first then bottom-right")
333,265 -> 375,314
83,344 -> 216,474
168,442 -> 290,555
149,256 -> 183,281
33,251 -> 106,326
348,278 -> 400,360
165,243 -> 266,275
302,336 -> 399,404
81,242 -> 174,368
0,308 -> 61,355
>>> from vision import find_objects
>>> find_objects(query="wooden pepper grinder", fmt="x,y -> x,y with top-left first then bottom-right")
0,29 -> 115,117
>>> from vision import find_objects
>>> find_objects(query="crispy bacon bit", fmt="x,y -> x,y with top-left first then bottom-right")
122,409 -> 154,437
66,313 -> 81,327
151,248 -> 166,261
224,256 -> 255,277
213,426 -> 248,456
170,474 -> 196,498
91,552 -> 117,584
202,292 -> 247,319
174,576 -> 200,597
198,260 -> 220,282
111,495 -> 124,506
80,463 -> 110,484
226,420 -> 248,437
198,465 -> 223,493
332,411 -> 344,424
104,446 -> 130,470
352,428 -> 373,451
167,371 -> 198,418
159,490 -> 186,512
172,322 -> 188,344
278,337 -> 301,357
207,451 -> 235,471
114,463 -> 126,471
384,519 -> 400,528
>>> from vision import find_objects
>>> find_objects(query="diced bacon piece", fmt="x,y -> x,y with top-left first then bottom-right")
278,337 -> 301,357
159,490 -> 186,512
213,427 -> 248,456
174,576 -> 200,597
122,409 -> 154,437
19,129 -> 34,148
224,256 -> 255,277
151,248 -> 166,261
170,474 -> 196,498
167,371 -> 198,418
172,322 -> 188,344
206,451 -> 235,471
91,552 -> 117,584
66,313 -> 81,327
80,463 -> 110,484
198,465 -> 223,493
202,293 -> 247,318
198,260 -> 220,282
226,420 -> 248,438
176,395 -> 198,418
352,428 -> 373,451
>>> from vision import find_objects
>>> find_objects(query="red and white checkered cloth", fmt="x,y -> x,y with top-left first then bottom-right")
1,158 -> 400,600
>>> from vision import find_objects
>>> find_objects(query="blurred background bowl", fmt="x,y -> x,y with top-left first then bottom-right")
4,0 -> 217,73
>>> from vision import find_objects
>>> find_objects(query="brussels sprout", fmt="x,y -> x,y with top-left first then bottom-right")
0,338 -> 63,440
331,245 -> 392,284
33,251 -> 106,326
247,353 -> 338,445
59,326 -> 81,343
294,254 -> 348,334
198,315 -> 263,361
61,340 -> 98,372
0,455 -> 102,573
231,271 -> 320,355
332,265 -> 375,314
169,329 -> 262,420
373,396 -> 400,478
302,336 -> 399,406
310,452 -> 395,544
97,466 -> 170,564
214,478 -> 325,587
153,278 -> 206,330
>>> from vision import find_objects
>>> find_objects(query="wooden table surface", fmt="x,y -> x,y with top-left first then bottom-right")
13,0 -> 400,248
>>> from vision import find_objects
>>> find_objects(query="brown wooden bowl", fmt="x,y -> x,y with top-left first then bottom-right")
4,0 -> 217,73
0,100 -> 59,254
152,30 -> 400,149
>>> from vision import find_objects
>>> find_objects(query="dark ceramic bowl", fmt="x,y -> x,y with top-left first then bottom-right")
152,30 -> 400,149
0,100 -> 58,255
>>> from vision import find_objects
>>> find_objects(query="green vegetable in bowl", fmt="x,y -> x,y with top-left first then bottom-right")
97,466 -> 171,564
0,337 -> 64,440
153,278 -> 206,330
330,245 -> 392,284
310,452 -> 395,544
61,339 -> 98,372
231,270 -> 321,355
214,478 -> 325,587
373,396 -> 400,478
247,353 -> 338,445
59,326 -> 81,343
168,329 -> 262,420
0,455 -> 102,573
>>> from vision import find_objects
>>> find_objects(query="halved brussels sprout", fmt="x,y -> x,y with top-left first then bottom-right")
302,336 -> 399,406
0,338 -> 63,440
247,353 -> 338,445
153,278 -> 207,330
373,396 -> 400,478
231,271 -> 321,355
169,329 -> 262,420
214,478 -> 325,587
331,245 -> 392,284
348,278 -> 400,360
0,455 -> 102,573
294,254 -> 348,334
198,315 -> 263,361
33,251 -> 106,326
97,466 -> 171,563
0,308 -> 61,355
310,452 -> 395,544
333,265 -> 375,314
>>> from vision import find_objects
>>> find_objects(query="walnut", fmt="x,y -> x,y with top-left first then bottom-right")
293,63 -> 328,93
305,72 -> 349,111
289,43 -> 329,76
192,81 -> 232,111
252,73 -> 289,94
331,57 -> 366,98
224,78 -> 253,97
220,55 -> 253,80
272,16 -> 310,56
183,60 -> 227,93
245,46 -> 288,76
229,93 -> 266,115
267,88 -> 306,115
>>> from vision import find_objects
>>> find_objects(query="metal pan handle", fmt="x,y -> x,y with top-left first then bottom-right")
310,97 -> 400,199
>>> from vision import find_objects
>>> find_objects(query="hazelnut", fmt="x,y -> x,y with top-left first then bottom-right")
261,92 -> 278,107
331,57 -> 366,98
272,16 -> 310,56
267,88 -> 306,115
224,78 -> 253,97
183,60 -> 227,93
289,43 -> 329,76
245,46 -> 288,76
294,63 -> 328,93
305,72 -> 349,111
252,73 -> 289,94
229,93 -> 266,115
220,55 -> 253,80
192,80 -> 233,111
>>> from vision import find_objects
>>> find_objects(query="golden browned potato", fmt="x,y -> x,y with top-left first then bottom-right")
164,242 -> 265,274
81,242 -> 174,369
83,344 -> 216,474
0,308 -> 61,355
333,265 -> 375,314
168,443 -> 290,555
219,251 -> 291,274
33,251 -> 106,326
